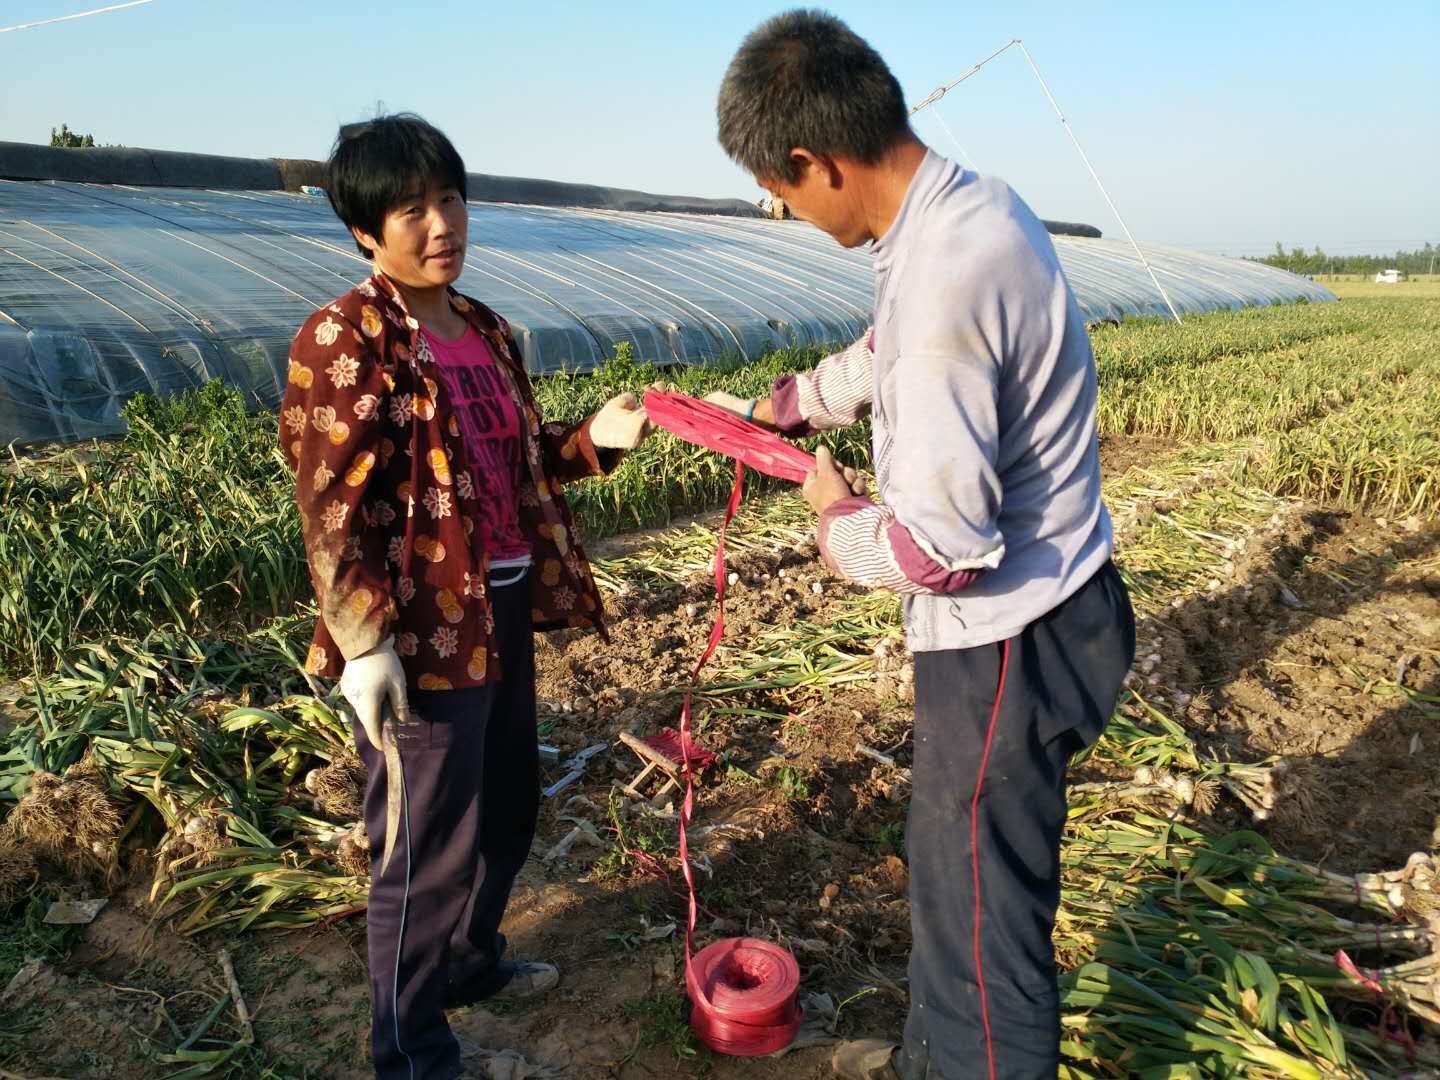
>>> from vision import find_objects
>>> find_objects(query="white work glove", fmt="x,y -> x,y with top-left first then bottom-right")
703,390 -> 756,419
339,637 -> 409,751
589,391 -> 654,450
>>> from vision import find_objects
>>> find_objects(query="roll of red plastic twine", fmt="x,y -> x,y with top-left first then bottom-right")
687,938 -> 803,1055
647,392 -> 805,1055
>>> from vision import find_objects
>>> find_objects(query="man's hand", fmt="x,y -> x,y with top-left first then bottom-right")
803,445 -> 867,515
704,390 -> 754,417
340,637 -> 408,751
591,392 -> 654,450
704,391 -> 777,431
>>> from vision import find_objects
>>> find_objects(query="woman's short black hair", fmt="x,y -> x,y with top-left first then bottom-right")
325,114 -> 467,258
717,9 -> 909,184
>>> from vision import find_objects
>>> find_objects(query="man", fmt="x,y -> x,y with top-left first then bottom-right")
281,114 -> 651,1078
712,12 -> 1135,1079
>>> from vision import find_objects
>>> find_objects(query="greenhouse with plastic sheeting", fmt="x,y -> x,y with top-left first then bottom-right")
0,152 -> 1332,446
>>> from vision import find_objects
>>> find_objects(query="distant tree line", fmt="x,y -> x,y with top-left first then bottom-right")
49,124 -> 125,149
1249,242 -> 1438,276
50,124 -> 97,148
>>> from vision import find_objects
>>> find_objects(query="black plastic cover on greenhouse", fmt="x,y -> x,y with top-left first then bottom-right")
0,179 -> 1334,446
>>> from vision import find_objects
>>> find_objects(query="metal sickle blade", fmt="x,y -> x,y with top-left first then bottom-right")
379,706 -> 403,876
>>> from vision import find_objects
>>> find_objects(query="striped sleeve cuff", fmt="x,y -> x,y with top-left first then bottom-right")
770,375 -> 812,436
770,331 -> 874,436
816,496 -> 997,595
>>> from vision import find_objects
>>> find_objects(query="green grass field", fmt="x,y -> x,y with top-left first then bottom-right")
4,284 -> 1435,674
2,282 -> 1438,1076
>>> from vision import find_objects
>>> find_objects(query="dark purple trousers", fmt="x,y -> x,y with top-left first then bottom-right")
897,561 -> 1134,1080
351,572 -> 538,1080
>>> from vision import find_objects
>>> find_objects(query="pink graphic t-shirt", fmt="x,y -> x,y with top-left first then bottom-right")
423,326 -> 530,561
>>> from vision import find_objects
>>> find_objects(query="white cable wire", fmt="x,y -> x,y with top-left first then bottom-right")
1014,41 -> 1181,323
1,1 -> 155,35
911,37 -> 1183,324
928,107 -> 979,174
909,39 -> 1021,116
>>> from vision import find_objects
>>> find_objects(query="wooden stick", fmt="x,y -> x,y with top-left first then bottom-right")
217,948 -> 254,1046
621,761 -> 658,799
618,730 -> 683,771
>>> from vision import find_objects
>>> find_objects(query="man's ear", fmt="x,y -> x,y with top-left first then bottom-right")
789,148 -> 841,189
352,224 -> 381,257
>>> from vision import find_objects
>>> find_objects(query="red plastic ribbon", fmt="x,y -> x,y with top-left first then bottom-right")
687,938 -> 803,1055
639,728 -> 717,772
1334,949 -> 1384,994
672,458 -> 803,1055
643,389 -> 816,484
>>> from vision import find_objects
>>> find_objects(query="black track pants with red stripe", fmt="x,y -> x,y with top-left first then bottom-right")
896,561 -> 1134,1080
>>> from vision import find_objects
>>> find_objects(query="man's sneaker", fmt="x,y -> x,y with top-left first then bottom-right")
832,1039 -> 900,1079
457,1041 -> 565,1079
446,960 -> 560,1010
492,960 -> 559,1001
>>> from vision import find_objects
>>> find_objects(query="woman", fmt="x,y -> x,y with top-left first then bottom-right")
280,114 -> 651,1079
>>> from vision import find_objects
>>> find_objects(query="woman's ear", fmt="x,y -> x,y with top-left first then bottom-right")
352,224 -> 381,258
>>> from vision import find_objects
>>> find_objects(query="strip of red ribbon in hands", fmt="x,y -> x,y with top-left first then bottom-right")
643,389 -> 816,484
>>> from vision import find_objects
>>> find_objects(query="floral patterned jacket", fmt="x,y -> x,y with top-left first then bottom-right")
280,272 -> 614,689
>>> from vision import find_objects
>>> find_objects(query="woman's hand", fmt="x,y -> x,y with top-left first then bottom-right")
340,637 -> 409,751
590,392 -> 654,450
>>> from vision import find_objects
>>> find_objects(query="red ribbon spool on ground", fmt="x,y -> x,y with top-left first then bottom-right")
640,399 -> 808,1055
687,937 -> 803,1055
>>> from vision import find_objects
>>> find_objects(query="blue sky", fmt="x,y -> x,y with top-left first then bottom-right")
2,0 -> 1435,256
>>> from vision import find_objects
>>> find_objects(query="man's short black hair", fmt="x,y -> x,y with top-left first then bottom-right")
326,114 -> 467,258
717,9 -> 909,184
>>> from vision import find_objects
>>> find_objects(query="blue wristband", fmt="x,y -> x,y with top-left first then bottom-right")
743,398 -> 758,421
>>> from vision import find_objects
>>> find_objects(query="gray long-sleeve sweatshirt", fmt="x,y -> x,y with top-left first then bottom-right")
772,149 -> 1113,652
